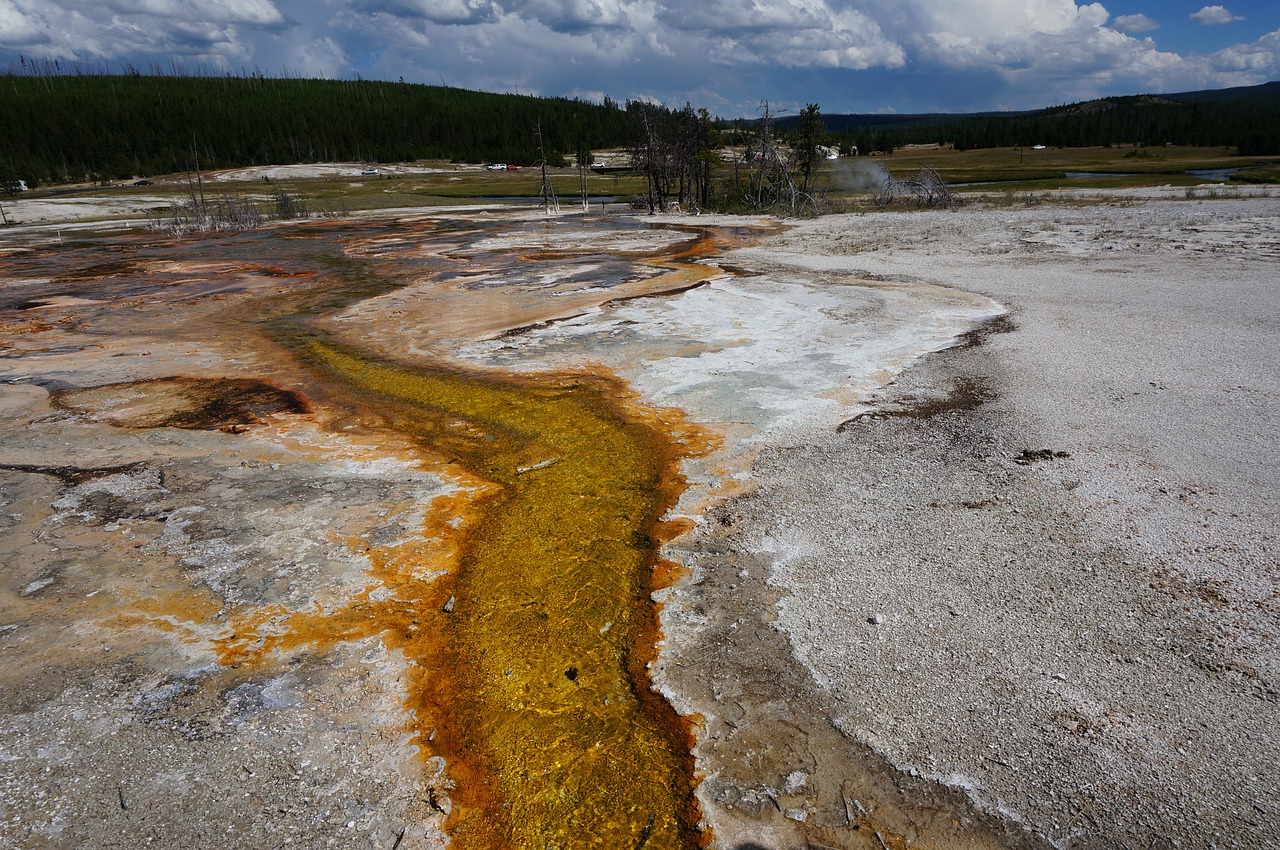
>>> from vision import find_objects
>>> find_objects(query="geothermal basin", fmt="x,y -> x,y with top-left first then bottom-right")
1,193 -> 1277,849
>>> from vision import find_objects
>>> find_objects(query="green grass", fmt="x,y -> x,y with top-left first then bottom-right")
263,169 -> 645,209
1229,164 -> 1280,184
15,145 -> 1276,224
48,167 -> 648,214
821,145 -> 1278,191
953,173 -> 1209,193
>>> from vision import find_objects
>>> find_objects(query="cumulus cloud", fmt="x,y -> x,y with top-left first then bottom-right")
896,0 -> 1112,67
2,0 -> 1279,114
878,0 -> 1171,90
1191,5 -> 1244,26
1113,13 -> 1158,33
511,0 -> 631,33
332,9 -> 433,49
100,0 -> 284,25
0,0 -> 49,44
658,0 -> 828,33
279,34 -> 347,76
655,0 -> 905,70
347,0 -> 499,25
1208,28 -> 1279,72
917,0 -> 1109,42
0,0 -> 284,61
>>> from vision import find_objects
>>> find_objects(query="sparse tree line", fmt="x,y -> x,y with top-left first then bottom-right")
813,95 -> 1280,157
627,100 -> 832,216
627,101 -> 720,213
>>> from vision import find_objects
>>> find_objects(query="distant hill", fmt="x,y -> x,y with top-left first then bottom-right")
782,82 -> 1280,155
0,73 -> 632,186
1161,80 -> 1280,107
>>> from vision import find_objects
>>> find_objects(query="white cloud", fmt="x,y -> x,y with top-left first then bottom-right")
101,0 -> 285,25
890,0 -> 1133,76
645,29 -> 673,57
348,0 -> 499,25
279,34 -> 347,75
512,0 -> 631,32
1208,28 -> 1279,73
919,0 -> 1109,42
658,0 -> 826,33
0,0 -> 48,44
0,0 -> 282,61
1191,5 -> 1244,26
1113,13 -> 1158,33
656,0 -> 905,70
2,0 -> 1278,115
334,9 -> 434,47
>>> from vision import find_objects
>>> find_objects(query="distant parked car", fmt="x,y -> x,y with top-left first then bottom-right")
133,179 -> 154,186
360,168 -> 380,176
506,165 -> 521,171
1032,145 -> 1046,150
487,163 -> 507,171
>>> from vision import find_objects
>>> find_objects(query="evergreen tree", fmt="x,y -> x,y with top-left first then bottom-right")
793,103 -> 825,193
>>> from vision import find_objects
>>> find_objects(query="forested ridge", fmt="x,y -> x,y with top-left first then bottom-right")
1,72 -> 632,185
782,82 -> 1280,155
4,72 -> 1278,189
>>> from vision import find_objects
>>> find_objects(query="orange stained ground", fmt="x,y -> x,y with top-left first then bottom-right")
216,337 -> 719,849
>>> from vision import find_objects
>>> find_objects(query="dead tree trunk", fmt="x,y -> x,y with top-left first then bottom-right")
535,120 -> 559,214
190,137 -> 208,224
752,102 -> 801,215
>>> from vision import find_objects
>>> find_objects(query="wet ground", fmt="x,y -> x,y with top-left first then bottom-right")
0,213 -> 746,849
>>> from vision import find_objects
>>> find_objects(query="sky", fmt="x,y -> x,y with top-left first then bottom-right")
1,0 -> 1277,116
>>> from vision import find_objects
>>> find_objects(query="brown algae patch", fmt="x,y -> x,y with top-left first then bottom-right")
217,339 -> 715,849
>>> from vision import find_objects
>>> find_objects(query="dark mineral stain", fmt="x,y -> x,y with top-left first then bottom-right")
1014,448 -> 1072,465
837,376 -> 995,431
952,312 -> 1017,351
51,259 -> 141,283
892,375 -> 996,420
0,460 -> 153,487
53,377 -> 308,431
0,461 -> 161,525
835,312 -> 1013,433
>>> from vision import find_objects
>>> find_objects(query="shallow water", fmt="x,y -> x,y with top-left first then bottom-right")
291,341 -> 710,848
